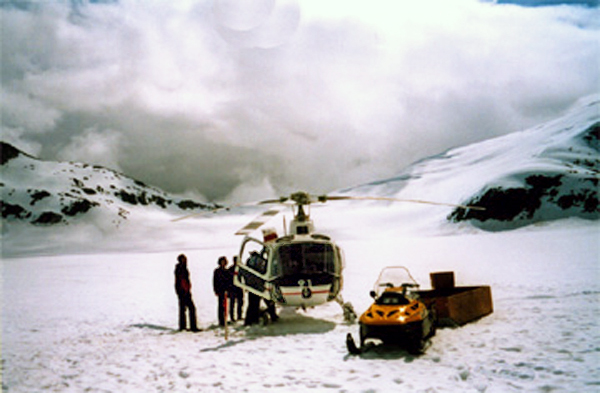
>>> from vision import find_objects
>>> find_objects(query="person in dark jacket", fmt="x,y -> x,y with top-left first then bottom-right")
213,256 -> 231,326
228,256 -> 244,321
174,254 -> 199,332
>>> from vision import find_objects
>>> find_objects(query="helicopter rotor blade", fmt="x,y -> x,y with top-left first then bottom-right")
323,195 -> 485,211
171,194 -> 295,223
234,206 -> 285,236
170,206 -> 227,222
172,191 -> 484,224
171,200 -> 263,222
256,196 -> 290,205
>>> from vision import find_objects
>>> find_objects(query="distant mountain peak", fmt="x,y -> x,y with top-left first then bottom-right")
1,142 -> 215,227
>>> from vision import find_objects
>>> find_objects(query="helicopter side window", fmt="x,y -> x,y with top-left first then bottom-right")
247,251 -> 267,275
240,239 -> 269,275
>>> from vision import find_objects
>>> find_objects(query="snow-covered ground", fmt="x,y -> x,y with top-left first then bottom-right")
3,209 -> 599,392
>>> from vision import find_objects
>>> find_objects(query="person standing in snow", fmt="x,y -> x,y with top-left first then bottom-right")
213,256 -> 231,326
174,254 -> 199,332
228,256 -> 244,321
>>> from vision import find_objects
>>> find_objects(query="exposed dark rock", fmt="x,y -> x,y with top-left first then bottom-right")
1,202 -> 31,219
557,189 -> 599,213
82,188 -> 97,195
582,123 -> 599,151
149,195 -> 169,208
449,172 -> 600,229
138,192 -> 149,206
62,199 -> 99,217
115,190 -> 138,205
1,142 -> 23,165
525,174 -> 562,191
33,212 -> 63,225
29,190 -> 51,206
178,199 -> 206,210
450,187 -> 540,222
118,207 -> 129,219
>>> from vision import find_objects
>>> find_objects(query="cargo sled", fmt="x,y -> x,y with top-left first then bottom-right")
415,271 -> 493,327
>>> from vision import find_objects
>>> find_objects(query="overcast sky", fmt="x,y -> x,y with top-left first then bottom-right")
1,0 -> 598,202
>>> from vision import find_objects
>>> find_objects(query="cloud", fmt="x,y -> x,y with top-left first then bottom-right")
1,0 -> 598,201
57,126 -> 123,170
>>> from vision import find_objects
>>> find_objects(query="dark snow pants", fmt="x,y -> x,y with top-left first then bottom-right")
217,292 -> 228,326
229,289 -> 243,321
178,293 -> 198,331
244,292 -> 261,326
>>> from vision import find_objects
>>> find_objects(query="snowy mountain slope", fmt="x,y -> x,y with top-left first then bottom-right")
342,95 -> 600,231
0,142 -> 215,227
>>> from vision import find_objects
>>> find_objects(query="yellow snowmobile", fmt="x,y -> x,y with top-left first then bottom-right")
346,266 -> 436,355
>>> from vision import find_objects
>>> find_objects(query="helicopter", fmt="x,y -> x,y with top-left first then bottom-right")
232,191 -> 355,322
224,191 -> 484,323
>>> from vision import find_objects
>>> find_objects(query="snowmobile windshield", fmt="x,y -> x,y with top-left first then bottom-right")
275,242 -> 336,276
374,267 -> 419,296
376,291 -> 411,306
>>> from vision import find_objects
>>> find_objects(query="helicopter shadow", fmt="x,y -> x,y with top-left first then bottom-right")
198,309 -> 337,352
127,323 -> 178,333
244,308 -> 337,338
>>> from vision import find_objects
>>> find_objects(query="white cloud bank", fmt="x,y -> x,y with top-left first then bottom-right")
1,0 -> 598,201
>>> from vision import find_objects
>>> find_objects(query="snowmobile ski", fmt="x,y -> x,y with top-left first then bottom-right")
346,333 -> 362,355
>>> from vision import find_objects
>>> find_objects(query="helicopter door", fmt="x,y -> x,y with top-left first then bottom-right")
234,238 -> 271,300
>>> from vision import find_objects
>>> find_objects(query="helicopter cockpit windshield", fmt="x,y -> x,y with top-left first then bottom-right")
274,242 -> 336,277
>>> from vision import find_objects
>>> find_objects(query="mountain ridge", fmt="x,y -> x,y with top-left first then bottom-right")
342,95 -> 599,231
1,142 -> 216,227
